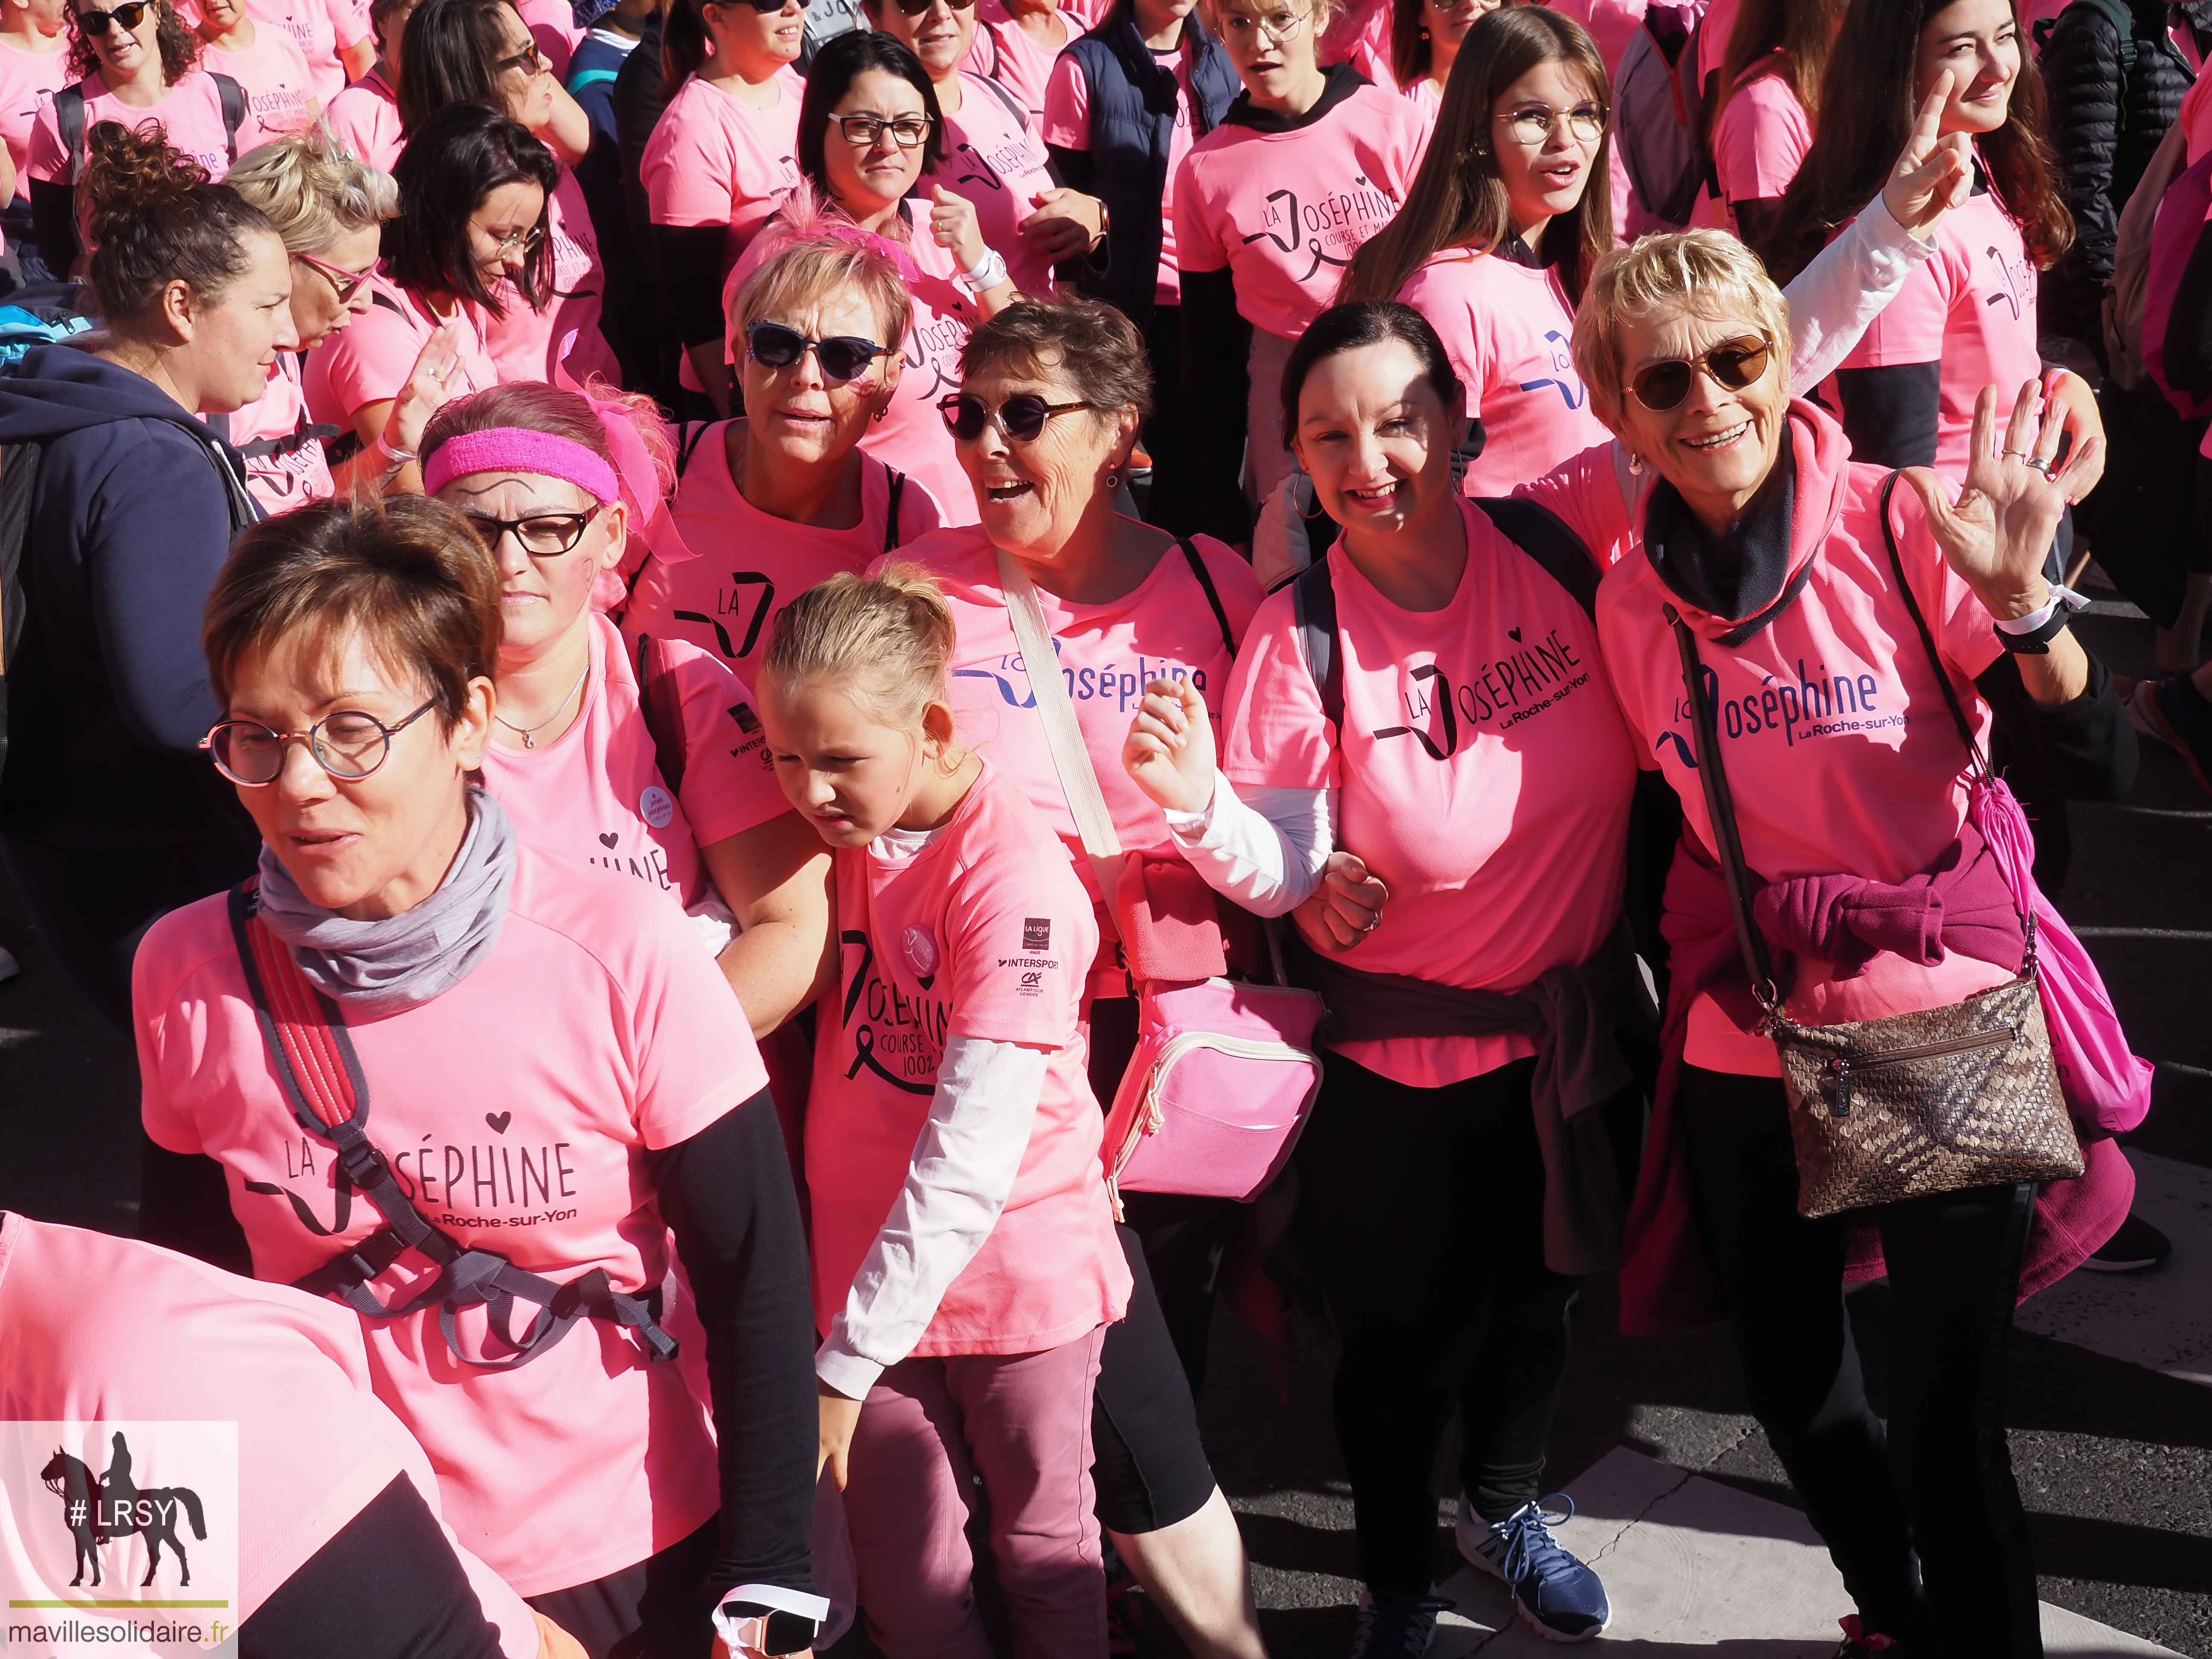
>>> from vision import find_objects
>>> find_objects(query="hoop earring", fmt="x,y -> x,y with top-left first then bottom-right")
1106,471 -> 1121,491
1627,452 -> 1644,476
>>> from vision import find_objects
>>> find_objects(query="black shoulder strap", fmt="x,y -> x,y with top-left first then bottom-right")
636,633 -> 687,796
368,288 -> 406,318
1874,469 -> 1986,771
1473,495 -> 1602,620
884,468 -> 907,555
674,419 -> 714,481
211,72 -> 248,160
974,61 -> 1028,126
56,85 -> 83,178
1176,536 -> 1235,655
1289,553 -> 1342,731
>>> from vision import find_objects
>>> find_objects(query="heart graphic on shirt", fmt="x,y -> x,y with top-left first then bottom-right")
599,832 -> 619,848
485,1112 -> 512,1134
1508,627 -> 1523,642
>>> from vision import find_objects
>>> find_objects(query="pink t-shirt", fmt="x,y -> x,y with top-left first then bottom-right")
640,70 -> 803,268
1541,0 -> 1647,77
896,525 -> 1262,994
0,1215 -> 544,1659
1219,498 -> 1639,1088
972,7 -> 1075,121
482,169 -> 620,388
1711,60 -> 1810,218
930,70 -> 1061,298
235,351 -> 335,515
325,64 -> 400,172
244,0 -> 365,106
0,35 -> 68,186
1396,247 -> 1610,498
1042,44 -> 1196,305
1837,179 -> 2040,477
207,20 -> 319,134
26,70 -> 264,181
484,614 -> 786,909
1172,79 -> 1428,339
862,226 -> 981,526
135,842 -> 767,1595
1696,0 -> 1741,88
303,269 -> 501,430
806,764 -> 1131,1355
514,0 -> 582,79
619,425 -> 944,680
1525,416 -> 2018,1074
1319,0 -> 1385,67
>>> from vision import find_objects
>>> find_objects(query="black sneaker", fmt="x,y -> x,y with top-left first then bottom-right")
1346,1592 -> 1449,1658
2083,1209 -> 2174,1272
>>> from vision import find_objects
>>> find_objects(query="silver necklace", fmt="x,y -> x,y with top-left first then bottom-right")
496,660 -> 590,750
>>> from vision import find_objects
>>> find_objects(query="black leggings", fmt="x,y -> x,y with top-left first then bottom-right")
1296,1053 -> 1578,1599
1678,1065 -> 2040,1656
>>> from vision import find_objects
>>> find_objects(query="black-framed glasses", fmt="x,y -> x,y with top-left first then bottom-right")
76,0 -> 151,33
1493,101 -> 1607,146
294,250 -> 373,304
707,0 -> 812,13
938,392 -> 1090,442
890,0 -> 974,13
744,319 -> 890,383
461,502 -> 604,556
201,699 -> 439,786
1628,335 -> 1773,411
495,39 -> 544,74
834,112 -> 934,148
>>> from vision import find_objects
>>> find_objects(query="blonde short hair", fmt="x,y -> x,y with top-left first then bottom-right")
727,225 -> 915,368
1571,229 -> 1791,431
760,567 -> 955,736
224,128 -> 397,256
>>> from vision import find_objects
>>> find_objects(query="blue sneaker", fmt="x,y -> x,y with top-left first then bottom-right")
1456,1495 -> 1610,1643
1347,1591 -> 1449,1658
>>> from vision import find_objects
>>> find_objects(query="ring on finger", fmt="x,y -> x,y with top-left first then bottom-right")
2000,448 -> 2031,462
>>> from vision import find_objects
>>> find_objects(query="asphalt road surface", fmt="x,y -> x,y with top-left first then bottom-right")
1,604 -> 2204,1656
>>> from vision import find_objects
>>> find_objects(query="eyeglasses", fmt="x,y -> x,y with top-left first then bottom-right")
1628,335 -> 1773,411
745,319 -> 890,383
1215,5 -> 1305,45
1493,101 -> 1607,146
460,503 -> 604,556
495,39 -> 544,74
834,112 -> 934,148
938,392 -> 1090,442
293,251 -> 373,304
75,0 -> 151,33
707,0 -> 812,11
201,699 -> 439,786
483,223 -> 545,257
889,0 -> 975,12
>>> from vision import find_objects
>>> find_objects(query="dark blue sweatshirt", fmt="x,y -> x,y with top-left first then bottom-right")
0,344 -> 261,850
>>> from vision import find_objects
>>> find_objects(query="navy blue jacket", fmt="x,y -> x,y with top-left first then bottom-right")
0,345 -> 260,850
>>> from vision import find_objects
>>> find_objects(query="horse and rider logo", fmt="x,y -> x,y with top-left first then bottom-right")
37,1431 -> 209,1589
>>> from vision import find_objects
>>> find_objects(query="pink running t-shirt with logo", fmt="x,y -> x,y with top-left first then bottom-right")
26,70 -> 264,182
929,70 -> 1061,298
206,22 -> 319,134
0,37 -> 67,189
324,64 -> 400,171
234,351 -> 336,516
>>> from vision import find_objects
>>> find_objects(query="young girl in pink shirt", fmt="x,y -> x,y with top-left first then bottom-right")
756,569 -> 1131,1659
731,31 -> 1023,527
640,0 -> 805,412
622,232 -> 944,685
223,130 -> 393,515
1170,0 -> 1430,541
1706,0 -> 1841,248
195,0 -> 320,133
1345,4 -> 1612,497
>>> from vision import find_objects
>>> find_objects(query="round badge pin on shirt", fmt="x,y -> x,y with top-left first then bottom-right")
902,924 -> 939,977
640,786 -> 675,829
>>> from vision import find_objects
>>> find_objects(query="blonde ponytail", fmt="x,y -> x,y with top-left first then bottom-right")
760,568 -> 958,737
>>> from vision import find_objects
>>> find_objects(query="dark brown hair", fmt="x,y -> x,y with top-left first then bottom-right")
1280,300 -> 1463,448
1340,5 -> 1612,306
1387,0 -> 1523,90
79,122 -> 276,326
1712,0 -> 1848,137
397,0 -> 529,130
1760,0 -> 2071,280
66,0 -> 198,83
959,297 -> 1153,422
381,100 -> 557,314
204,494 -> 503,731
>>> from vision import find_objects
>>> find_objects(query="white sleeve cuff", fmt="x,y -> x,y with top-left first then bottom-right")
813,1344 -> 885,1401
1163,771 -> 1333,917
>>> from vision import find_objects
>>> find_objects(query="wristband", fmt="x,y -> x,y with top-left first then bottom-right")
957,247 -> 1008,294
372,430 -> 419,466
713,1586 -> 830,1656
1991,582 -> 2087,655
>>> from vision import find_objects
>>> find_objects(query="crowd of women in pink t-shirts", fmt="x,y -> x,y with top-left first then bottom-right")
2,0 -> 2205,1654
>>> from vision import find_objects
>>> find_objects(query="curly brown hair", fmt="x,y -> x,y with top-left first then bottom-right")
66,0 -> 201,85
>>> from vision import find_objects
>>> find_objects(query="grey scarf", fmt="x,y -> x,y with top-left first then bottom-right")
255,788 -> 516,1016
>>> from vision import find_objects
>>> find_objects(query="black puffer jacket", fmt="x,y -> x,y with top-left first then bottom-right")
2041,0 -> 2194,349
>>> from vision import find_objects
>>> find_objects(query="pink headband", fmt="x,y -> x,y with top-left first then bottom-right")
422,429 -> 620,501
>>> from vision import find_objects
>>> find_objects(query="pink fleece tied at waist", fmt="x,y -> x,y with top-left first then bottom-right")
423,429 -> 621,502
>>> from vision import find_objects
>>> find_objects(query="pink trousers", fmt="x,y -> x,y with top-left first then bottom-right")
842,1326 -> 1109,1659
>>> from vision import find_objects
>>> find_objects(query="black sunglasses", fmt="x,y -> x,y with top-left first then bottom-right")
707,0 -> 812,13
76,0 -> 151,33
745,320 -> 889,383
1629,335 -> 1773,412
891,0 -> 975,11
938,392 -> 1091,442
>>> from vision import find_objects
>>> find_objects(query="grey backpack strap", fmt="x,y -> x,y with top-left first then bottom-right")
56,84 -> 84,179
212,72 -> 248,161
1288,554 -> 1341,731
1472,495 -> 1602,620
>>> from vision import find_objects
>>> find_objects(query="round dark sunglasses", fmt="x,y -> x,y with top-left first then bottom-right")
745,320 -> 890,383
201,699 -> 439,786
76,0 -> 152,32
1629,335 -> 1773,412
938,393 -> 1091,443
